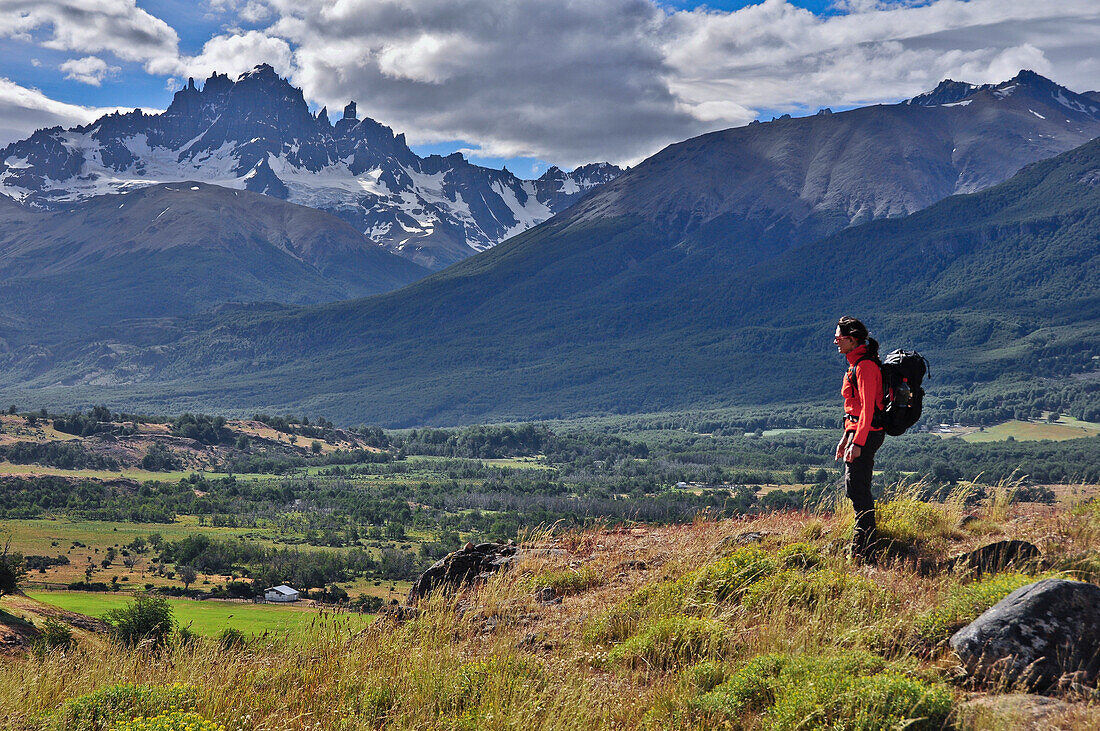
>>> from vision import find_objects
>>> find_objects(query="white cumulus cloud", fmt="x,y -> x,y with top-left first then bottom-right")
0,0 -> 181,74
60,55 -> 121,86
5,0 -> 1100,167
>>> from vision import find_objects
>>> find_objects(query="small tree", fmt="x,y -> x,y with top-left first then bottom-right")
104,595 -> 174,647
178,566 -> 198,590
0,539 -> 25,597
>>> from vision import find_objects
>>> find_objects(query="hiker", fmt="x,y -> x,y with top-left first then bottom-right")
834,316 -> 885,561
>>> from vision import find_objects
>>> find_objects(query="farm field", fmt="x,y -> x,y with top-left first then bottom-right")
25,591 -> 375,638
2,515 -> 433,591
959,417 -> 1100,443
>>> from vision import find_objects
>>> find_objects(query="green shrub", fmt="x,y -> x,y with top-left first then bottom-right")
216,627 -> 246,650
607,616 -> 728,670
682,661 -> 727,693
583,581 -> 683,645
523,565 -> 602,596
700,652 -> 952,730
876,499 -> 961,548
742,568 -> 888,613
104,595 -> 174,648
1057,551 -> 1100,582
913,572 -> 1046,646
32,617 -> 75,657
776,541 -> 823,570
110,711 -> 224,731
677,546 -> 777,607
52,683 -> 197,730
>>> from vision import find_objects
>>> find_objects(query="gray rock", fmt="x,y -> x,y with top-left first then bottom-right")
950,578 -> 1100,690
948,540 -> 1041,577
406,541 -> 517,605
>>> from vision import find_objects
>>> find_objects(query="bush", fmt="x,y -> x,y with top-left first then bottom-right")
217,627 -> 246,650
583,581 -> 683,645
607,616 -> 728,670
524,566 -> 602,596
876,498 -> 962,548
31,617 -> 74,657
104,595 -> 175,647
682,661 -> 727,693
676,545 -> 777,606
776,541 -> 823,570
742,568 -> 889,614
51,683 -> 198,730
699,652 -> 952,730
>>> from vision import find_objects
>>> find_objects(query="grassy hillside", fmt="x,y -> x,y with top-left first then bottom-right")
3,490 -> 1099,729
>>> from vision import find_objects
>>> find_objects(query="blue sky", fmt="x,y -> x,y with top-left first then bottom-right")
1,0 -> 1098,175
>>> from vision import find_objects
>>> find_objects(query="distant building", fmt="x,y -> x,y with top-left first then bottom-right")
264,584 -> 300,602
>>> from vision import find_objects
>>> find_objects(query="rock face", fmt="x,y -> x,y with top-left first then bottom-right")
950,579 -> 1100,690
0,65 -> 621,270
407,542 -> 518,605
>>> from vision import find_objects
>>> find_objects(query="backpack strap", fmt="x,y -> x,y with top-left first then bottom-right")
846,355 -> 876,394
847,355 -> 886,429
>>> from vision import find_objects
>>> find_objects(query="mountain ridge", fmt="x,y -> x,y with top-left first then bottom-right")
0,64 -> 622,270
7,132 -> 1099,424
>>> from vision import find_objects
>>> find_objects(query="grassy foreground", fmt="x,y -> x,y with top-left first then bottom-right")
2,486 -> 1099,730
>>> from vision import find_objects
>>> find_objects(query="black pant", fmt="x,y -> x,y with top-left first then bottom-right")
844,429 -> 885,553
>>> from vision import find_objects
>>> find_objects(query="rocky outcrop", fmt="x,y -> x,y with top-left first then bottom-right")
406,542 -> 519,605
950,579 -> 1100,690
947,540 -> 1041,577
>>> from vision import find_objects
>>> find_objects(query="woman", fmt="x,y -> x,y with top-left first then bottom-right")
834,316 -> 885,561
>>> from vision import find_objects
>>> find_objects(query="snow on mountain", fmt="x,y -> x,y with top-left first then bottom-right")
0,65 -> 621,270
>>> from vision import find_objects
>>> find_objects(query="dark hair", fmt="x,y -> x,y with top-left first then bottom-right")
837,316 -> 879,360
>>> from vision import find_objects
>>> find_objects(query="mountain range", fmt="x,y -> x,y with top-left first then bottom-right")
0,64 -> 621,270
0,69 -> 1097,425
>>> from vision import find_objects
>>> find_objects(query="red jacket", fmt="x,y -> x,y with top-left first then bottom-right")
842,344 -> 884,447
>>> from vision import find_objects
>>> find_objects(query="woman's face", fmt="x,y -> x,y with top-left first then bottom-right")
834,326 -> 858,355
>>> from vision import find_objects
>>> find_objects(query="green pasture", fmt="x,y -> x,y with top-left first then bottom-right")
27,591 -> 374,638
0,516 -> 282,557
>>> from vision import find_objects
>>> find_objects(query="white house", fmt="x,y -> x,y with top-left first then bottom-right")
264,584 -> 300,602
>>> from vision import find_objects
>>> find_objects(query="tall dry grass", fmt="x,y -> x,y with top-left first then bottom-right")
3,483 -> 1099,730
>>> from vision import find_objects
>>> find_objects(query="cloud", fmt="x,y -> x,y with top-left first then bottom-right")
178,30 -> 294,80
262,0 -> 708,166
0,1 -> 180,73
6,0 -> 1100,167
0,78 -> 133,146
224,0 -> 1099,166
60,56 -> 121,86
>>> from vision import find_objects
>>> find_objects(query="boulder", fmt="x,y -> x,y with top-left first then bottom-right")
947,540 -> 1041,577
407,541 -> 518,605
950,578 -> 1100,690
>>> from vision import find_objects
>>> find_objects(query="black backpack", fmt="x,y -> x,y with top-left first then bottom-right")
849,349 -> 930,436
